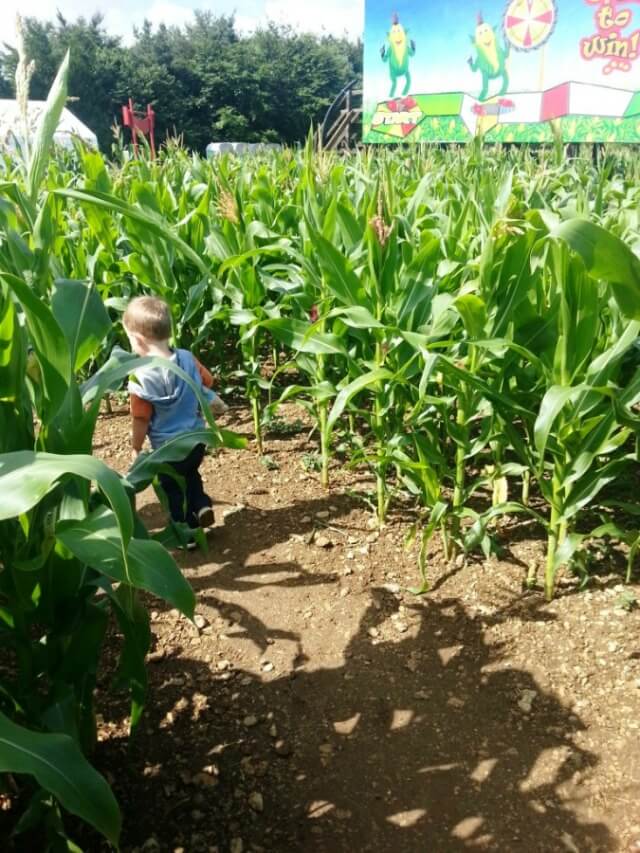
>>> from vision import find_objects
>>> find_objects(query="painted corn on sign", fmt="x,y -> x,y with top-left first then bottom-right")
363,0 -> 640,142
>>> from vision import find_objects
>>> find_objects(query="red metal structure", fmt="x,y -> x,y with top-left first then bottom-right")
121,99 -> 156,158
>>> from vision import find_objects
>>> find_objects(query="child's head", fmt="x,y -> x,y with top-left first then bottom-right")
123,296 -> 171,355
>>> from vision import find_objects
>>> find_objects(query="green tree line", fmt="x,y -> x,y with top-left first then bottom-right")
0,12 -> 362,151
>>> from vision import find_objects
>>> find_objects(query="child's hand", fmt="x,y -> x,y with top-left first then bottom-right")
131,448 -> 141,463
210,395 -> 229,417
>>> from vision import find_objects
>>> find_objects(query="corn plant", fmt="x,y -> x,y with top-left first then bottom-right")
5,118 -> 640,608
0,54 -> 243,847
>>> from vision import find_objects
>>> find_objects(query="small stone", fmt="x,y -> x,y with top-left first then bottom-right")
192,772 -> 218,788
315,510 -> 330,519
261,662 -> 275,673
217,660 -> 232,671
274,739 -> 292,757
269,723 -> 278,738
248,792 -> 264,813
560,832 -> 580,853
314,534 -> 333,548
243,715 -> 259,728
368,627 -> 380,639
340,588 -> 349,598
142,839 -> 160,852
194,614 -> 207,630
151,611 -> 159,621
301,515 -> 312,523
518,689 -> 537,714
394,621 -> 409,634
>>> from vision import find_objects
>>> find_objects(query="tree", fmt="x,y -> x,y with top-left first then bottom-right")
0,13 -> 126,149
0,13 -> 362,152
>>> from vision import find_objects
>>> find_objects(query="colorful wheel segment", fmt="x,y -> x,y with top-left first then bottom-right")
504,0 -> 556,51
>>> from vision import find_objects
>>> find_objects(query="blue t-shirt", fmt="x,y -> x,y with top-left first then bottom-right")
128,349 -> 214,449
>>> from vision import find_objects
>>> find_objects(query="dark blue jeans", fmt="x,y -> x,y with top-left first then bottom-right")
158,443 -> 212,528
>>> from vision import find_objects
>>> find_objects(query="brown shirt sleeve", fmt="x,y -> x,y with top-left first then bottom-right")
130,393 -> 153,421
194,357 -> 214,389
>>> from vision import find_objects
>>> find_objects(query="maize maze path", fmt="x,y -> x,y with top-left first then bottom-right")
81,404 -> 640,853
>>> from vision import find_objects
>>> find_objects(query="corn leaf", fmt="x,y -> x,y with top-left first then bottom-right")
262,318 -> 348,355
553,219 -> 640,319
57,507 -> 195,618
0,451 -> 133,546
51,279 -> 111,372
2,272 -> 70,423
327,368 -> 394,430
54,188 -> 210,277
0,710 -> 120,845
26,51 -> 70,203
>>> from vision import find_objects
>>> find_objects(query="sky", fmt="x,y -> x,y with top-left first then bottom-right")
364,0 -> 640,107
0,0 -> 365,46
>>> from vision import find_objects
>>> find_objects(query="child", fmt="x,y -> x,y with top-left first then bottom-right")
123,295 -> 227,539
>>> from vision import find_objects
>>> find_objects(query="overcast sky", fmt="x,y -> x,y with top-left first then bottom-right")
0,0 -> 364,46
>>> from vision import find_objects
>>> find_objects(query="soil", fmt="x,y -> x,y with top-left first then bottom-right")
57,406 -> 640,850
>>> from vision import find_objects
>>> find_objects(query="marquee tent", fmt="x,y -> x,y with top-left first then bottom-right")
0,100 -> 97,150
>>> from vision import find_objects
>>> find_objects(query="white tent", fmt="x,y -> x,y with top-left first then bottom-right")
0,100 -> 98,150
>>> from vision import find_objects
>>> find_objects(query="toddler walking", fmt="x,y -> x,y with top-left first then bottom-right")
123,296 -> 227,540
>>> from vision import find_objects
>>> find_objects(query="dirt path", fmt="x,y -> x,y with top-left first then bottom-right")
91,407 -> 640,853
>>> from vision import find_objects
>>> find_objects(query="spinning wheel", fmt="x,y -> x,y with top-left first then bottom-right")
504,0 -> 556,51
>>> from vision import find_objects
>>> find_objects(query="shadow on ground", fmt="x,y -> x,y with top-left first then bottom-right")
90,588 -> 613,852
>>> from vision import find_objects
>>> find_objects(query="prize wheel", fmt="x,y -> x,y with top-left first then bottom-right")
503,0 -> 557,51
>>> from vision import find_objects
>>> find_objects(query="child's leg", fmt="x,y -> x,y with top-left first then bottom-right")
158,467 -> 189,524
158,445 -> 209,527
184,444 -> 213,527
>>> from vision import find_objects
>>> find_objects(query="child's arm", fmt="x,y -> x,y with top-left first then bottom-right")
130,394 -> 152,456
194,357 -> 215,389
194,357 -> 228,415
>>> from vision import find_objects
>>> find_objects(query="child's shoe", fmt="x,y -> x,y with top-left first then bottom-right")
197,506 -> 215,529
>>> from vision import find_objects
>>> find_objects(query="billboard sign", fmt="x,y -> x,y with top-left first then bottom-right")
363,0 -> 640,142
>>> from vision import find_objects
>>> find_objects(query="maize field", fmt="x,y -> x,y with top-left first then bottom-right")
1,56 -> 640,848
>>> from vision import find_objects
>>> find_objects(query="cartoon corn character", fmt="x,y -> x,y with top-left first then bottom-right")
380,12 -> 416,99
468,12 -> 510,101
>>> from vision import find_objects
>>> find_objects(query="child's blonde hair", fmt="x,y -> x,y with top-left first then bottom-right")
123,296 -> 172,341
